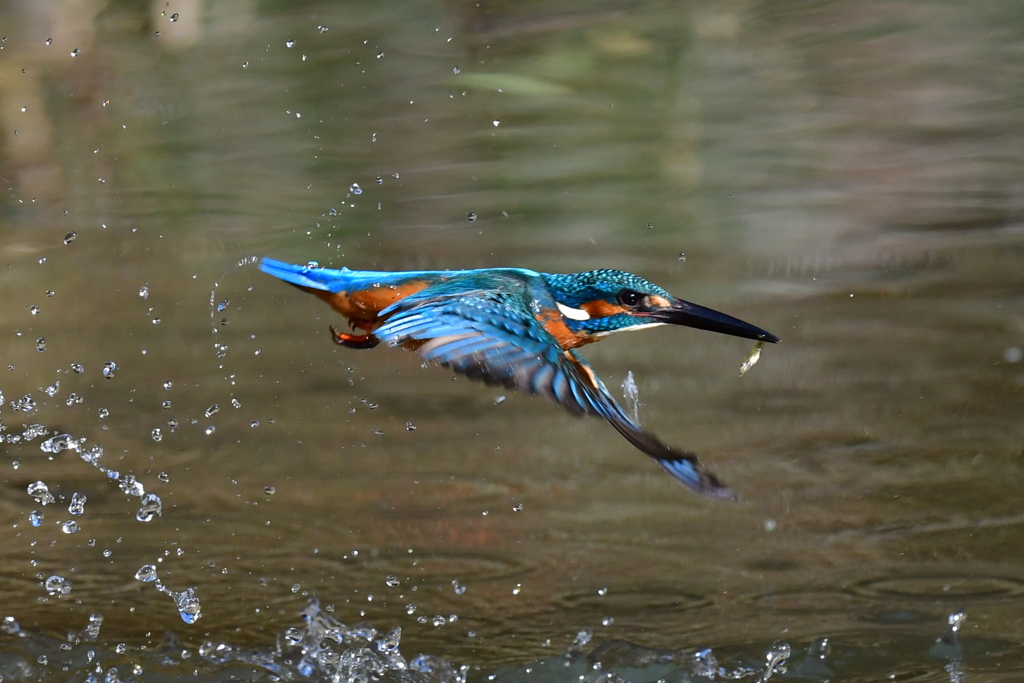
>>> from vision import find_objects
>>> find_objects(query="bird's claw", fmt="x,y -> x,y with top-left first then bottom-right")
330,324 -> 380,349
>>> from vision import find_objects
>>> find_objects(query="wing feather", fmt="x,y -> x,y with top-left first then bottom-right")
374,286 -> 735,498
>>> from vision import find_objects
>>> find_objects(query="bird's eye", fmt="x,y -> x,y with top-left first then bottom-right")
618,290 -> 643,307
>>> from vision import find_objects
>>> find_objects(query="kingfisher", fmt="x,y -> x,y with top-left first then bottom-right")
259,257 -> 779,499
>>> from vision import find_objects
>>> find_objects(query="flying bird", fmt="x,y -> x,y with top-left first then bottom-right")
259,258 -> 779,499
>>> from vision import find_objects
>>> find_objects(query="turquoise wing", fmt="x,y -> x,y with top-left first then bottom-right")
374,287 -> 735,499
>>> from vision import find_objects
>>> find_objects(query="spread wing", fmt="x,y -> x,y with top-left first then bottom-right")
373,288 -> 735,499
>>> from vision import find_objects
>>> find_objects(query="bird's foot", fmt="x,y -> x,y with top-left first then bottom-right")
330,324 -> 379,349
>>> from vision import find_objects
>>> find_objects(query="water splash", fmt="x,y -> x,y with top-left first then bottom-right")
68,492 -> 87,516
621,371 -> 640,424
931,610 -> 967,660
135,564 -> 201,623
136,493 -> 162,522
755,640 -> 791,682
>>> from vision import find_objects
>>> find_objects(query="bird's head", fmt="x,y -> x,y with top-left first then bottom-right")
542,269 -> 780,343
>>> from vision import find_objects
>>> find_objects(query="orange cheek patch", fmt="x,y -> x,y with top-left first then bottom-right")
536,308 -> 589,349
580,300 -> 624,318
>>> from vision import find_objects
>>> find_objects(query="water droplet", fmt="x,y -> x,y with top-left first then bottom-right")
204,404 -> 220,418
115,643 -> 126,654
28,481 -> 55,505
71,363 -> 84,374
45,38 -> 52,46
102,361 -> 116,379
139,285 -> 149,299
163,380 -> 172,390
119,475 -> 144,497
22,424 -> 48,441
385,575 -> 400,587
350,183 -> 362,195
27,305 -> 39,315
494,395 -> 506,404
250,420 -> 260,428
2,617 -> 21,635
162,400 -> 171,409
405,421 -> 417,431
68,492 -> 87,516
231,398 -> 241,408
70,49 -> 80,58
264,486 -> 275,495
405,604 -> 416,614
762,641 -> 791,677
678,252 -> 686,262
512,503 -> 523,512
151,428 -> 162,442
158,472 -> 170,483
377,626 -> 401,653
948,610 -> 966,633
44,575 -> 71,596
602,616 -> 615,626
84,613 -> 103,640
597,587 -> 608,596
136,493 -> 162,522
35,338 -> 46,351
169,13 -> 179,22
285,39 -> 295,48
28,510 -> 43,527
466,212 -> 477,222
43,381 -> 60,397
98,407 -> 109,418
63,231 -> 77,244
512,583 -> 521,595
11,394 -> 36,413
318,25 -> 328,33
216,300 -> 229,312
432,615 -> 446,627
452,580 -> 466,595
62,520 -> 79,534
453,66 -> 460,74
81,445 -> 103,465
204,426 -> 216,436
135,565 -> 158,583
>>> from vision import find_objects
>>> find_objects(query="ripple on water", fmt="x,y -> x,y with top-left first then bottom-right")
347,550 -> 534,584
554,586 -> 711,614
849,574 -> 1024,602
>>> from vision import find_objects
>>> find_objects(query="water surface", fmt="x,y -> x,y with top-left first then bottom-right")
1,0 -> 1022,680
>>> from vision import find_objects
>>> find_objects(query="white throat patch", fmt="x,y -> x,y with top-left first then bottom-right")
593,321 -> 666,337
556,302 -> 591,321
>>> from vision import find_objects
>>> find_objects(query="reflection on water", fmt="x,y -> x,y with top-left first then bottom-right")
1,0 -> 1023,680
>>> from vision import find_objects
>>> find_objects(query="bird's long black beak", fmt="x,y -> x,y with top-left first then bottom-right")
649,298 -> 780,343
